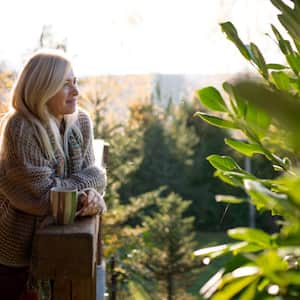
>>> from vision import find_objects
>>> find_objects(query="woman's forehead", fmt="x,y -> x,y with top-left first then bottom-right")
64,69 -> 75,80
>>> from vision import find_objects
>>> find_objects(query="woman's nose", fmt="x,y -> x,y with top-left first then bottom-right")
71,85 -> 79,96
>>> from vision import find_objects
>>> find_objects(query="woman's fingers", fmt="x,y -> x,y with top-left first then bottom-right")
78,191 -> 88,208
78,190 -> 107,216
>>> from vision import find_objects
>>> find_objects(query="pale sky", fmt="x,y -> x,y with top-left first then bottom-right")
0,0 -> 282,76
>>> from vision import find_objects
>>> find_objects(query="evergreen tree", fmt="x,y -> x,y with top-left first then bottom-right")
129,191 -> 198,300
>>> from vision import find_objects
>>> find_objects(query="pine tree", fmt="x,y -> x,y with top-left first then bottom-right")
130,192 -> 198,300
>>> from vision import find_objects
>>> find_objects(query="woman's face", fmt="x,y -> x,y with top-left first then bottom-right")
47,69 -> 79,121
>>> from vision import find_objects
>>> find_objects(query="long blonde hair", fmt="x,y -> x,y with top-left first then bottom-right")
1,49 -> 81,161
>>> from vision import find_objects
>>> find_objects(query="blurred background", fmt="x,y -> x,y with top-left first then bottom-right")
1,0 -> 282,107
0,1 -> 286,299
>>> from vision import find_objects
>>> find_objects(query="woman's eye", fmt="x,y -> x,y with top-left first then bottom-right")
63,78 -> 78,88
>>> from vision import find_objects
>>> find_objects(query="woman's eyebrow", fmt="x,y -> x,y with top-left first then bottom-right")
64,77 -> 77,83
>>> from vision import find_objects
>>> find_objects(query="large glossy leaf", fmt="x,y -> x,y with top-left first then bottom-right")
194,112 -> 237,129
207,155 -> 242,172
220,22 -> 251,60
225,138 -> 265,157
197,87 -> 228,112
227,227 -> 273,248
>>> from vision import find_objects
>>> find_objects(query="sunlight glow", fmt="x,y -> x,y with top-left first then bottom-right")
1,0 -> 281,76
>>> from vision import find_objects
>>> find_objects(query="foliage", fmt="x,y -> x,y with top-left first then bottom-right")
194,0 -> 300,298
119,98 -> 256,230
0,68 -> 14,113
124,191 -> 199,300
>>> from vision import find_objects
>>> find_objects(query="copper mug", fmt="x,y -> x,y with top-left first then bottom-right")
50,187 -> 78,225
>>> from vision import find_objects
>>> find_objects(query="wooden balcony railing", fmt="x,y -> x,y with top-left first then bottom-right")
31,139 -> 109,300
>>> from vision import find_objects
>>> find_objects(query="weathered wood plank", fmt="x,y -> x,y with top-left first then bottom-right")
72,276 -> 96,300
52,279 -> 71,300
32,215 -> 99,280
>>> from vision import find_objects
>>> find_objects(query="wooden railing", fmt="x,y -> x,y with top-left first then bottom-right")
32,140 -> 109,300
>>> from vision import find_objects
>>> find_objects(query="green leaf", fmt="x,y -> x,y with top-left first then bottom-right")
279,39 -> 294,55
255,250 -> 288,275
197,87 -> 228,112
266,63 -> 288,70
200,269 -> 225,299
194,112 -> 237,129
231,80 -> 300,152
276,174 -> 300,205
223,82 -> 246,117
207,155 -> 242,172
278,11 -> 300,46
244,180 -> 292,217
229,242 -> 264,255
286,53 -> 300,75
271,71 -> 291,91
239,280 -> 259,300
271,24 -> 294,55
194,244 -> 229,257
214,170 -> 243,187
225,138 -> 265,157
249,43 -> 268,79
227,227 -> 273,248
220,22 -> 251,60
211,275 -> 258,300
271,24 -> 284,41
283,271 -> 300,285
244,102 -> 272,137
216,194 -> 245,204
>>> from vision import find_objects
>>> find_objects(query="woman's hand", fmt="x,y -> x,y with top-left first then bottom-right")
77,188 -> 107,216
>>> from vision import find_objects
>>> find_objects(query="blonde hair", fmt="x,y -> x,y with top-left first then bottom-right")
1,49 -> 81,161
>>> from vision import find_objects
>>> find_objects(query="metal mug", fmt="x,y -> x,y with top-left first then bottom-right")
50,187 -> 78,225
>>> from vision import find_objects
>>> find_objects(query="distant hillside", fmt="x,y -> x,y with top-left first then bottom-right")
78,73 -> 242,121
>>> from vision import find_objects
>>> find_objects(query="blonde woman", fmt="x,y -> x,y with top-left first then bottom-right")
0,50 -> 107,299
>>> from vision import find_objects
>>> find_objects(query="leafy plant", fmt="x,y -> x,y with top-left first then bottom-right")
194,0 -> 300,298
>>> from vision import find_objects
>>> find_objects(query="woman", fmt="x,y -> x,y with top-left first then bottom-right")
0,49 -> 107,299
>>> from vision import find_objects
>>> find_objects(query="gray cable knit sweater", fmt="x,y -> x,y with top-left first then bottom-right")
0,110 -> 106,267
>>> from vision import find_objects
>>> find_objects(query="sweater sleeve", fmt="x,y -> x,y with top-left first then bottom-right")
55,110 -> 107,194
0,116 -> 55,216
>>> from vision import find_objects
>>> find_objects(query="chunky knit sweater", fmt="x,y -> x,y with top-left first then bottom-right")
0,110 -> 106,267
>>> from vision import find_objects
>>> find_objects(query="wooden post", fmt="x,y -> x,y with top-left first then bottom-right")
32,216 -> 99,300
